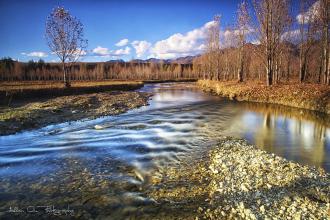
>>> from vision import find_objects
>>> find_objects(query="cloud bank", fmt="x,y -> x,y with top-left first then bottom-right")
149,21 -> 216,59
21,51 -> 48,58
131,41 -> 152,58
92,46 -> 131,57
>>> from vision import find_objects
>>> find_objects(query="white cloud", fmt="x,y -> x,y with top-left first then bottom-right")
92,46 -> 110,56
132,41 -> 152,58
222,26 -> 255,48
115,39 -> 129,47
149,21 -> 217,59
21,51 -> 48,58
296,0 -> 320,24
251,40 -> 261,45
113,46 -> 131,56
92,46 -> 130,57
281,29 -> 301,43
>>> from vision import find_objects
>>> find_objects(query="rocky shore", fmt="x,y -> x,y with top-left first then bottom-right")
148,137 -> 330,219
197,80 -> 330,114
0,91 -> 151,135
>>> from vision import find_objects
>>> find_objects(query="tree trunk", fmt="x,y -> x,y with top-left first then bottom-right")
299,59 -> 306,83
225,53 -> 229,81
328,48 -> 330,85
322,42 -> 328,84
237,47 -> 243,82
266,53 -> 273,86
286,56 -> 290,82
321,0 -> 329,85
323,32 -> 329,85
62,61 -> 70,88
274,58 -> 279,84
265,2 -> 273,87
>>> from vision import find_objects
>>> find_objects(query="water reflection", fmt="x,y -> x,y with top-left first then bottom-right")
223,101 -> 329,169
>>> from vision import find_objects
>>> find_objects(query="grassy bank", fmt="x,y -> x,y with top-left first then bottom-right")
142,78 -> 197,83
147,137 -> 330,219
0,80 -> 144,105
197,80 -> 330,114
0,91 -> 151,135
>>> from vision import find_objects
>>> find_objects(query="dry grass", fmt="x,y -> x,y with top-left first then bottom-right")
198,80 -> 330,114
0,80 -> 143,91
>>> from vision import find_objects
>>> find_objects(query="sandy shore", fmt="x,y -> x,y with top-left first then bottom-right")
0,91 -> 151,135
197,80 -> 330,114
147,137 -> 330,219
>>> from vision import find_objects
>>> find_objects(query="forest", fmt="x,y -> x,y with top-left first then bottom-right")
0,58 -> 195,81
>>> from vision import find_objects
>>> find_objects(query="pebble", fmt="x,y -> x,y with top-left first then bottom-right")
94,125 -> 104,130
150,137 -> 330,219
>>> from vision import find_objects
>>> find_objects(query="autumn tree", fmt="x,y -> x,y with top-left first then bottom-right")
45,7 -> 87,87
0,57 -> 15,80
319,0 -> 329,84
252,0 -> 291,86
298,0 -> 318,83
205,15 -> 221,80
236,0 -> 250,82
223,26 -> 235,80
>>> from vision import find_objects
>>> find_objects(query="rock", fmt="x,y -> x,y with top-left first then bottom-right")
134,170 -> 144,182
260,205 -> 265,213
94,125 -> 104,130
241,184 -> 249,192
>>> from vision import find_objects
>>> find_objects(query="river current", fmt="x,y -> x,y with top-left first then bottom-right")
0,82 -> 329,218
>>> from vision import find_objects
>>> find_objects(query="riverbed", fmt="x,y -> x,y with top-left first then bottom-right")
0,83 -> 329,219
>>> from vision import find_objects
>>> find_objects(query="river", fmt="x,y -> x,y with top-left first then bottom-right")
0,82 -> 329,219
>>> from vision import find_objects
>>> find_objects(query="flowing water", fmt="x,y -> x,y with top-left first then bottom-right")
0,83 -> 329,219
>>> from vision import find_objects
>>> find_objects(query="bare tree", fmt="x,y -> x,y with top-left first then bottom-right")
319,0 -> 329,84
252,0 -> 291,86
237,0 -> 250,82
298,0 -> 318,83
205,15 -> 221,80
236,0 -> 250,82
213,15 -> 222,81
223,26 -> 235,80
45,7 -> 87,87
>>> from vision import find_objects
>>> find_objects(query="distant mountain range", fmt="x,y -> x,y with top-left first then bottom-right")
107,55 -> 199,64
106,42 -> 300,65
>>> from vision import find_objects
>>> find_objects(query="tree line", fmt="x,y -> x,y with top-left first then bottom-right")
0,58 -> 196,81
198,0 -> 329,86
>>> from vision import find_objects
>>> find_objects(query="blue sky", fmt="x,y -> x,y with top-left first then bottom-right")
0,0 -> 302,62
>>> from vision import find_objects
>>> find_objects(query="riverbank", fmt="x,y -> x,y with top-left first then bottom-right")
143,78 -> 197,83
147,137 -> 330,219
0,91 -> 151,135
0,80 -> 144,105
197,80 -> 330,114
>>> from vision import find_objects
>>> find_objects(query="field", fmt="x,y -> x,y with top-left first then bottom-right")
0,80 -> 143,91
0,80 -> 146,105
